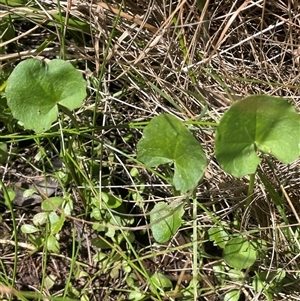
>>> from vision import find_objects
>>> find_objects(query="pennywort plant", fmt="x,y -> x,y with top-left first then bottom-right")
215,96 -> 300,177
3,58 -> 86,253
4,59 -> 300,235
5,58 -> 86,133
3,59 -> 300,294
21,197 -> 72,253
138,96 -> 300,196
137,95 -> 300,260
136,95 -> 299,300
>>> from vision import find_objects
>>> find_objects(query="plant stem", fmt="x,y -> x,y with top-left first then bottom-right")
192,192 -> 198,300
246,173 -> 255,208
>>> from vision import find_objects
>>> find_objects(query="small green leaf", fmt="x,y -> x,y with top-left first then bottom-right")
48,211 -> 65,235
91,206 -> 102,221
105,225 -> 116,238
5,58 -> 86,133
47,234 -> 60,253
91,237 -> 112,249
137,114 -> 207,193
23,188 -> 36,198
150,202 -> 184,243
0,142 -> 8,164
129,290 -> 147,301
80,294 -> 89,301
212,264 -> 226,285
42,197 -> 64,211
62,199 -> 73,215
208,226 -> 229,249
33,212 -> 48,226
44,274 -> 56,290
102,191 -> 122,209
223,237 -> 257,269
150,272 -> 173,291
224,289 -> 240,301
275,268 -> 286,282
21,224 -> 40,234
252,273 -> 264,293
253,269 -> 286,293
227,269 -> 244,281
4,189 -> 15,207
215,95 -> 300,177
110,262 -> 122,279
123,261 -> 132,274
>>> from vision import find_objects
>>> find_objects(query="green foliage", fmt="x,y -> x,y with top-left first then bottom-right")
224,289 -> 240,301
253,269 -> 286,299
90,195 -> 135,248
137,114 -> 207,193
21,224 -> 40,234
150,272 -> 173,293
21,196 -> 72,253
0,0 -> 28,6
2,52 -> 300,299
150,201 -> 184,243
138,97 -> 300,186
208,226 -> 229,249
223,237 -> 257,269
137,97 -> 300,246
5,58 -> 86,133
215,95 -> 300,177
42,196 -> 64,211
0,142 -> 8,164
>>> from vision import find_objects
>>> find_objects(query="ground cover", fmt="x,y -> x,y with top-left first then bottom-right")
0,1 -> 300,300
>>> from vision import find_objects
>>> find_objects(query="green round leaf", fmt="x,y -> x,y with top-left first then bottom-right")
23,188 -> 36,198
224,289 -> 240,301
215,95 -> 300,177
137,114 -> 207,193
223,237 -> 257,269
62,199 -> 73,215
212,264 -> 226,285
91,207 -> 102,221
5,58 -> 86,133
150,202 -> 184,243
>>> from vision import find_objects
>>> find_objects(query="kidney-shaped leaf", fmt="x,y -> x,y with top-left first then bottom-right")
215,95 -> 300,177
137,114 -> 207,193
5,58 -> 86,133
223,237 -> 257,269
150,202 -> 184,243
